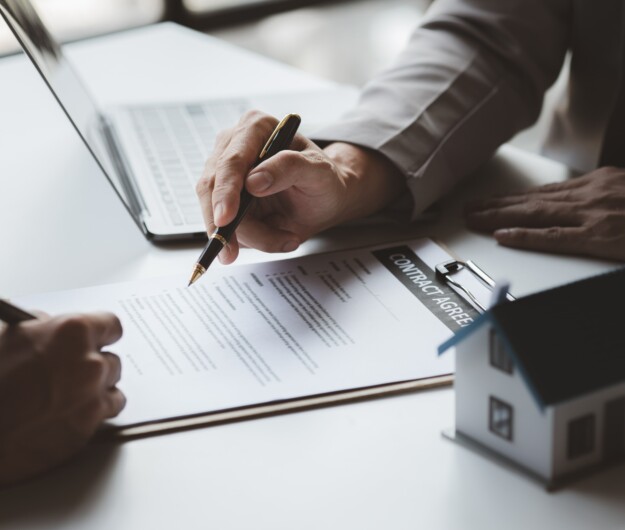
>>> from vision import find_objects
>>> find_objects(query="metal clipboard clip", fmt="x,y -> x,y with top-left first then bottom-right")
435,259 -> 515,313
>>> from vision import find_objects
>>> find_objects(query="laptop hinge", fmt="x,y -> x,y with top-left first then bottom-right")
98,115 -> 150,224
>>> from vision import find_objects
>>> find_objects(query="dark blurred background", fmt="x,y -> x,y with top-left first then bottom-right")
0,0 -> 428,84
0,0 -> 567,154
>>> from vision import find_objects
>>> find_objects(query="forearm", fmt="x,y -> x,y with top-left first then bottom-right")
314,0 -> 570,218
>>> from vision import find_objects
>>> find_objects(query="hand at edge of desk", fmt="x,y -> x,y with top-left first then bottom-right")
195,110 -> 404,264
0,312 -> 125,487
465,166 -> 625,261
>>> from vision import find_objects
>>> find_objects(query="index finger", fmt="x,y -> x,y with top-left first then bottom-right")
494,226 -> 588,256
212,112 -> 278,226
83,312 -> 123,350
196,128 -> 233,236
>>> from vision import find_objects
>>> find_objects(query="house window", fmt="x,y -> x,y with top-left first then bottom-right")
567,414 -> 596,460
489,396 -> 513,441
489,329 -> 513,374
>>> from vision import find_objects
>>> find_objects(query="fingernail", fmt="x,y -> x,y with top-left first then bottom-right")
214,202 -> 224,225
494,229 -> 511,240
282,240 -> 299,253
247,171 -> 273,193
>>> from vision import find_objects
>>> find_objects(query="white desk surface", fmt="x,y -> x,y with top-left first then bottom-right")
0,23 -> 623,530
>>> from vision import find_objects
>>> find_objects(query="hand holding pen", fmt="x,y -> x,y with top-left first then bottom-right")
192,110 -> 405,277
0,299 -> 126,485
189,113 -> 301,285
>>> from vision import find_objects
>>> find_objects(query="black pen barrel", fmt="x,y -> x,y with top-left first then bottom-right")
188,113 -> 301,285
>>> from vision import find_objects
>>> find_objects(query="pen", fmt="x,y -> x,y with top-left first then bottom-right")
188,113 -> 301,286
0,299 -> 37,325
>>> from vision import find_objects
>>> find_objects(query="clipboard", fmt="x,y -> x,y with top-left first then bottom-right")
99,253 -> 509,442
435,259 -> 515,312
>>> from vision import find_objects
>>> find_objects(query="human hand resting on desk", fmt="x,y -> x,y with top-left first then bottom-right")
0,312 -> 125,486
464,167 -> 625,261
195,110 -> 404,264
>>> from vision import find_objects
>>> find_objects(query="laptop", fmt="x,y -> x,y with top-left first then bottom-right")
0,0 -> 357,241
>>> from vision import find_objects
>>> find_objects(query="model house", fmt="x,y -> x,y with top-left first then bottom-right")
438,268 -> 625,488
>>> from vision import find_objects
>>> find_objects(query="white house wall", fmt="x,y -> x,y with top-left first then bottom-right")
454,325 -> 553,479
552,381 -> 625,478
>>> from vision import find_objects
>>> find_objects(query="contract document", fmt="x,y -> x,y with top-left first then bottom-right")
15,239 -> 487,430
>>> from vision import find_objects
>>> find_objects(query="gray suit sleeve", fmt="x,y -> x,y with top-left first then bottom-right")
313,0 -> 571,218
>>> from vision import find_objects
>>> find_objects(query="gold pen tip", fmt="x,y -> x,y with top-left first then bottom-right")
187,265 -> 206,287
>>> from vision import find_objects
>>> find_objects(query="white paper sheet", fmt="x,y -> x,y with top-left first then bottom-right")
16,239 -> 489,427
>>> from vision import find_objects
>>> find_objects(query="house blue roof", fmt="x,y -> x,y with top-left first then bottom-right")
439,267 -> 625,408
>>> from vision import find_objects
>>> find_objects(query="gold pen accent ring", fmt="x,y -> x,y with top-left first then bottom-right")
210,233 -> 228,246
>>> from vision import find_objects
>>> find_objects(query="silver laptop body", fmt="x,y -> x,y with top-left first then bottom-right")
0,0 -> 356,241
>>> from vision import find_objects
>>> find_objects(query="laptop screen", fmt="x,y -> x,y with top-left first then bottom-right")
0,0 -> 102,146
0,0 -> 138,226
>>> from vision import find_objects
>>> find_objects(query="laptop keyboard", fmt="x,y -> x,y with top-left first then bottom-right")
130,101 -> 248,226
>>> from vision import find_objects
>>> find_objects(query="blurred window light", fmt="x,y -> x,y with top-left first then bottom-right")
0,0 -> 164,55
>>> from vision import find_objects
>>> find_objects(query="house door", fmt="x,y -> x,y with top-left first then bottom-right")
603,397 -> 625,463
